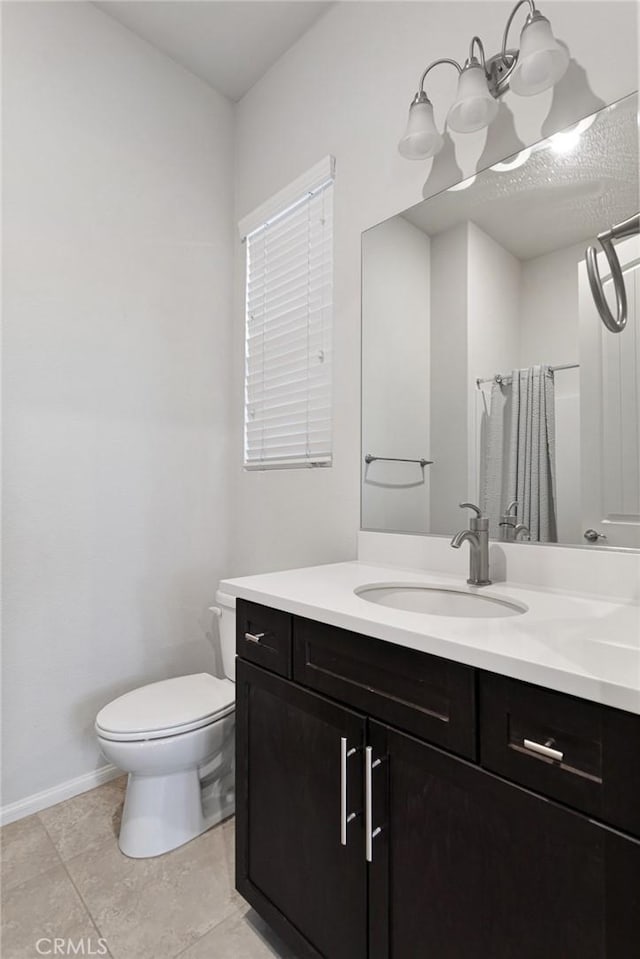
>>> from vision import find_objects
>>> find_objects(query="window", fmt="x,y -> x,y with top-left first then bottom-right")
241,157 -> 334,469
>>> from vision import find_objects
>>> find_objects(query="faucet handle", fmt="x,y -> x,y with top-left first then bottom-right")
460,501 -> 488,533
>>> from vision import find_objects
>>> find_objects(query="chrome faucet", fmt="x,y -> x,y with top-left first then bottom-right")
499,501 -> 530,542
513,524 -> 531,541
450,502 -> 491,586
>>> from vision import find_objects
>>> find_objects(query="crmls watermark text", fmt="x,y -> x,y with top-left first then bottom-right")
35,939 -> 108,956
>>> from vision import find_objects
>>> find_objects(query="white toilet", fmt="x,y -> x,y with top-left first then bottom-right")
95,590 -> 236,858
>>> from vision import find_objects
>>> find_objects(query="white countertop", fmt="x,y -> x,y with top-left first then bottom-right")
220,561 -> 640,715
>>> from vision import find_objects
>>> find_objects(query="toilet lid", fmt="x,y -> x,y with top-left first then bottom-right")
95,673 -> 235,741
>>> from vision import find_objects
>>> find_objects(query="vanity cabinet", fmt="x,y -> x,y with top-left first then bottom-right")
235,659 -> 367,959
480,672 -> 640,837
293,616 -> 476,760
368,722 -> 637,959
235,600 -> 640,959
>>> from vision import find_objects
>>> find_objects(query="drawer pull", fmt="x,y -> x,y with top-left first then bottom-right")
245,632 -> 265,644
365,747 -> 383,863
523,738 -> 564,762
340,738 -> 357,846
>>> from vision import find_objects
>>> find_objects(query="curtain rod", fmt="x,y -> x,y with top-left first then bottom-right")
476,362 -> 579,388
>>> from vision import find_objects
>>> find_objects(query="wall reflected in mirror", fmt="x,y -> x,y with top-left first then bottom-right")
361,93 -> 639,549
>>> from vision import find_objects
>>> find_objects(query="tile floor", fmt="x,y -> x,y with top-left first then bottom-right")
1,777 -> 298,959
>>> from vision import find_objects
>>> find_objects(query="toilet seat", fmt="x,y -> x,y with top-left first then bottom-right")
95,673 -> 235,743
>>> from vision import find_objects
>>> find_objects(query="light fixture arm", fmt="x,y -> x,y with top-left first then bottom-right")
468,36 -> 487,69
501,0 -> 537,61
418,57 -> 462,95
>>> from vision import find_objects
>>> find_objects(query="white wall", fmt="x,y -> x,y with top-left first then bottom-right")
519,242 -> 585,369
430,224 -> 469,533
429,221 -> 521,534
520,241 -> 585,543
232,0 -> 638,577
467,222 -> 521,509
468,222 -> 521,388
362,217 -> 430,533
2,3 -> 234,808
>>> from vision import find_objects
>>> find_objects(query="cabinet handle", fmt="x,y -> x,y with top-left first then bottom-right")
365,746 -> 382,863
244,632 -> 265,644
340,738 -> 357,846
523,738 -> 564,762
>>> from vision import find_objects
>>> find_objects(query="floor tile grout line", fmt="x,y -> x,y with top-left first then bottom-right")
36,810 -> 72,871
34,775 -> 126,863
1,825 -> 113,957
0,858 -> 65,898
171,902 -> 250,959
62,860 -> 114,956
1,814 -> 68,896
4,782 -> 248,959
53,815 -> 239,959
58,829 -> 123,871
36,797 -> 122,954
171,828 -> 245,959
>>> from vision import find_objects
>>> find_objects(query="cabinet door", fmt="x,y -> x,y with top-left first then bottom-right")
236,659 -> 367,959
368,721 -> 640,959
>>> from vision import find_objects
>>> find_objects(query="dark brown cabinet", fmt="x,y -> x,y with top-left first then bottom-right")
294,616 -> 477,760
236,600 -> 292,678
235,600 -> 640,959
368,721 -> 640,959
480,671 -> 640,838
235,659 -> 367,959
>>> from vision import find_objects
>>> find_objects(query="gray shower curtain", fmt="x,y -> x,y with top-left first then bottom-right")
480,366 -> 558,542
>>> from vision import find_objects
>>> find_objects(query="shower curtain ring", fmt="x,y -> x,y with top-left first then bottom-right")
586,213 -> 639,334
586,237 -> 628,333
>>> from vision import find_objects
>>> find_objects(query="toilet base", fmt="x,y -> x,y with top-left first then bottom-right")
118,764 -> 235,859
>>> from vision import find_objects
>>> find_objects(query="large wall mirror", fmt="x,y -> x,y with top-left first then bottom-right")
362,93 -> 639,549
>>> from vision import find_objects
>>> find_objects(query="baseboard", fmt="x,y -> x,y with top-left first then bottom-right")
1,764 -> 122,826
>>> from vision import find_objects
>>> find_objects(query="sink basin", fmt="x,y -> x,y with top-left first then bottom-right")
355,583 -> 527,618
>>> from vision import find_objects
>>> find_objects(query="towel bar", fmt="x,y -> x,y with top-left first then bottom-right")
365,454 -> 433,468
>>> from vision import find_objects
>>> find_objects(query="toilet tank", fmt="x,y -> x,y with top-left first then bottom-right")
214,590 -> 237,681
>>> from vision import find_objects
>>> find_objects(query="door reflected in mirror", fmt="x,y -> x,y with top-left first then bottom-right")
361,93 -> 639,549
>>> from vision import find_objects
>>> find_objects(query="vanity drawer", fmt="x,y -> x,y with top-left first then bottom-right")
236,600 -> 292,678
480,672 -> 640,837
293,616 -> 476,759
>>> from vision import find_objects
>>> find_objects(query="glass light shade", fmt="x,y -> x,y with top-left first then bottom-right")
398,97 -> 444,159
510,14 -> 570,96
447,63 -> 499,134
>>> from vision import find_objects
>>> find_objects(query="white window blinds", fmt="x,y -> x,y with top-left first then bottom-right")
243,160 -> 334,470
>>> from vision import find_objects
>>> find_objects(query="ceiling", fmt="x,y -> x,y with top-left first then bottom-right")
402,94 -> 639,261
95,1 -> 332,101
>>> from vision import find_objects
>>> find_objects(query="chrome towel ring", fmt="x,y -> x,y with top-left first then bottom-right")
586,213 -> 639,334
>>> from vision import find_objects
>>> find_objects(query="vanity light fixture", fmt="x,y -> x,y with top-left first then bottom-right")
398,0 -> 569,160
